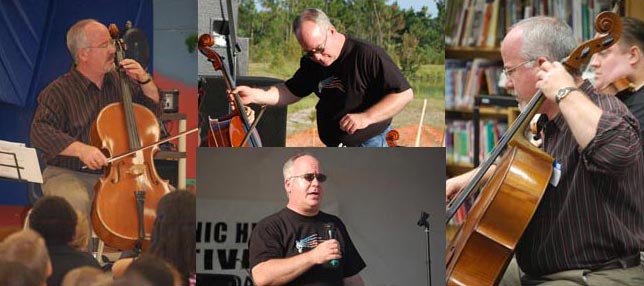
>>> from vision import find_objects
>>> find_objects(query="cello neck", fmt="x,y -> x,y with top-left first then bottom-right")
109,24 -> 141,151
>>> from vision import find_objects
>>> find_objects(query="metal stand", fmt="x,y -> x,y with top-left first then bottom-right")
417,211 -> 432,286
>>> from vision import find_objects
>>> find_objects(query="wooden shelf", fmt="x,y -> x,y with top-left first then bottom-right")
160,112 -> 187,121
155,151 -> 186,160
447,106 -> 519,120
446,47 -> 502,60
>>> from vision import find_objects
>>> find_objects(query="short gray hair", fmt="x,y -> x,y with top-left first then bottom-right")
509,16 -> 577,63
292,8 -> 333,35
283,152 -> 318,180
0,229 -> 50,284
66,19 -> 99,64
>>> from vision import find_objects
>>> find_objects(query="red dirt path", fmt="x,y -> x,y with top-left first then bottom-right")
285,124 -> 444,147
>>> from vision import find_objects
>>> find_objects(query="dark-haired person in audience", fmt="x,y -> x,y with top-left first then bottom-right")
29,196 -> 101,286
112,190 -> 196,286
118,254 -> 181,286
590,16 -> 644,153
0,229 -> 52,286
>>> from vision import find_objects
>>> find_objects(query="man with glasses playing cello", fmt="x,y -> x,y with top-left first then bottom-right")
30,19 -> 161,244
248,153 -> 366,286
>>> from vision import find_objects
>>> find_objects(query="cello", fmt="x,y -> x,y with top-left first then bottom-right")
90,24 -> 171,251
198,34 -> 263,147
445,12 -> 623,286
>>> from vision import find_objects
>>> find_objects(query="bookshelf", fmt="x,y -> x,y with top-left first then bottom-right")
446,47 -> 501,61
445,0 -> 641,242
445,0 -> 619,177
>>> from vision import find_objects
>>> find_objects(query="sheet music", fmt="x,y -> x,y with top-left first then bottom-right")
0,140 -> 43,183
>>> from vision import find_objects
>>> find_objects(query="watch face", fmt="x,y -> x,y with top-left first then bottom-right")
557,89 -> 566,97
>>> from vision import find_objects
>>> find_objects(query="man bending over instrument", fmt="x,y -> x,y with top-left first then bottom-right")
446,16 -> 644,285
30,19 -> 161,234
232,8 -> 413,147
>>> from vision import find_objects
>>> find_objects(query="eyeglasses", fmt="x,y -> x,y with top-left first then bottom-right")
289,173 -> 327,183
302,29 -> 329,58
84,40 -> 115,49
503,60 -> 534,79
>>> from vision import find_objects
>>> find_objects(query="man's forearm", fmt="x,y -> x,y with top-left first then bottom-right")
141,79 -> 160,103
271,84 -> 301,106
363,88 -> 413,124
59,141 -> 89,158
252,252 -> 315,286
557,90 -> 601,149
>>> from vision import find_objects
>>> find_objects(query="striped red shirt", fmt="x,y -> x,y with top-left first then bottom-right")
516,80 -> 644,276
30,68 -> 161,174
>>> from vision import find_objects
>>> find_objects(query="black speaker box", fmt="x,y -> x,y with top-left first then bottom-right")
154,159 -> 178,188
198,76 -> 286,147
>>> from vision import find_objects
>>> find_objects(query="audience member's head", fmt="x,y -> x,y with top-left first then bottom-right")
120,254 -> 181,286
62,266 -> 111,286
149,190 -> 196,284
0,259 -> 42,286
0,229 -> 52,285
29,196 -> 77,246
70,210 -> 90,250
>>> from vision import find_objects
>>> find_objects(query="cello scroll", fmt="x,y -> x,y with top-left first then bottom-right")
198,34 -> 263,147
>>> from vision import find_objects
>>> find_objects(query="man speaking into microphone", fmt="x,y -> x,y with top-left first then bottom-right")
248,153 -> 366,286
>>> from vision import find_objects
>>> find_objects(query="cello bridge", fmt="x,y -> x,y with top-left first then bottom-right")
127,164 -> 146,176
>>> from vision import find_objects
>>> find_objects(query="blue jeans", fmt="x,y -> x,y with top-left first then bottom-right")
359,126 -> 392,147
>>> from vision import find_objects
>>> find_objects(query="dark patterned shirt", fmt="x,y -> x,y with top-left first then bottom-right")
30,68 -> 161,174
516,80 -> 644,276
617,87 -> 644,154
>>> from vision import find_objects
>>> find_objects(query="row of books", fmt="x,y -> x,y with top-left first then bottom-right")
446,0 -> 615,48
445,119 -> 509,165
449,198 -> 475,225
445,58 -> 505,110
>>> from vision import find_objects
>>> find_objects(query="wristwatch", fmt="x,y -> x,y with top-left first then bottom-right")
138,74 -> 152,85
555,87 -> 579,104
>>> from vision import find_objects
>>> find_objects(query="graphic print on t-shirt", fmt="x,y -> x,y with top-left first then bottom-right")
317,76 -> 345,93
295,233 -> 321,253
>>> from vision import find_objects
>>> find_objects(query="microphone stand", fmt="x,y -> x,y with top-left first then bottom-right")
417,211 -> 431,286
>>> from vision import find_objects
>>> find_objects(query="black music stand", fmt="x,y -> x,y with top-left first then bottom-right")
0,150 -> 26,182
0,144 -> 42,184
417,211 -> 431,286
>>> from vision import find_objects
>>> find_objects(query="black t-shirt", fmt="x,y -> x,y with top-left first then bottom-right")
618,87 -> 644,154
249,208 -> 366,286
285,36 -> 411,146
